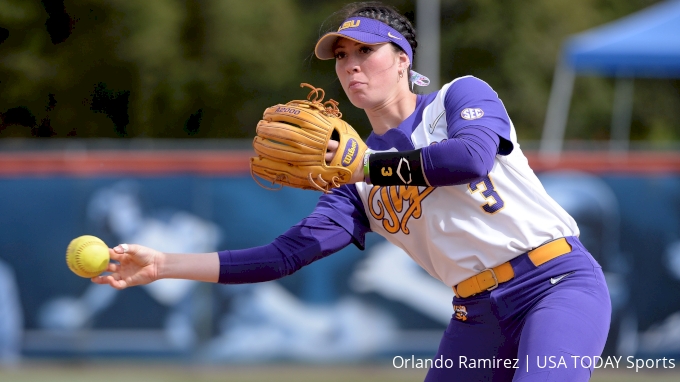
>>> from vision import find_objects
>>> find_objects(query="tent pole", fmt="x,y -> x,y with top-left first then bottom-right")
540,61 -> 576,159
416,0 -> 441,91
609,77 -> 634,153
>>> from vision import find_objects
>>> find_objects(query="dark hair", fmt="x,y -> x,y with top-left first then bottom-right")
324,2 -> 418,66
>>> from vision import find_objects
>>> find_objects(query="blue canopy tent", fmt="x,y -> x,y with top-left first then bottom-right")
540,0 -> 680,156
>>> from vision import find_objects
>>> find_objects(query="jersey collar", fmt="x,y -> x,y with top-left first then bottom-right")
366,92 -> 438,151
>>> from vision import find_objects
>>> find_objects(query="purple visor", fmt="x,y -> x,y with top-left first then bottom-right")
315,17 -> 413,65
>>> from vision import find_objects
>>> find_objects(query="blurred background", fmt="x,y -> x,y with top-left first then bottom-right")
1,0 -> 679,381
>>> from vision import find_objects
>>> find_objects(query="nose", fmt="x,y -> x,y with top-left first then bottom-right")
335,54 -> 360,80
342,56 -> 360,74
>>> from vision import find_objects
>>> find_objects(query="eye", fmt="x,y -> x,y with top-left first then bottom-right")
359,46 -> 373,54
334,51 -> 346,59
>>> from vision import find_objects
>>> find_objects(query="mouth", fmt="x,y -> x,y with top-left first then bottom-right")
348,80 -> 365,90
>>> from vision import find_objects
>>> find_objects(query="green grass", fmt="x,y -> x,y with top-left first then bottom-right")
0,363 -> 678,382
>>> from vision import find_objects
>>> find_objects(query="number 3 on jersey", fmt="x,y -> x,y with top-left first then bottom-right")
468,176 -> 505,214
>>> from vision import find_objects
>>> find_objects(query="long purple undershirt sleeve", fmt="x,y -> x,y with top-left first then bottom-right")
420,125 -> 501,187
217,213 -> 354,284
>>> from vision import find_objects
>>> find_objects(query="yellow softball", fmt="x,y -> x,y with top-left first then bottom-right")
66,235 -> 110,278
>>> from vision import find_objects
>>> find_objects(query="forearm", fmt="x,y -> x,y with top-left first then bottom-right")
218,214 -> 353,284
217,243 -> 296,284
421,126 -> 499,186
158,252 -> 220,283
365,126 -> 499,187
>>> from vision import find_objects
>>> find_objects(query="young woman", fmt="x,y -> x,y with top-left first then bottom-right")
93,2 -> 611,381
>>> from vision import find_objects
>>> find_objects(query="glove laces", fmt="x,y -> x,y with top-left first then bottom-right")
251,83 -> 346,194
300,83 -> 342,118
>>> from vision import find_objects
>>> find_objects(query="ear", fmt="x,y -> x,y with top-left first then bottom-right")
397,51 -> 410,71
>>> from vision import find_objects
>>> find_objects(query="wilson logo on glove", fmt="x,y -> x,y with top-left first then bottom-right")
342,139 -> 359,166
251,83 -> 368,193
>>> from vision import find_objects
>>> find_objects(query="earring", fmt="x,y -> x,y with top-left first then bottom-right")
398,69 -> 404,79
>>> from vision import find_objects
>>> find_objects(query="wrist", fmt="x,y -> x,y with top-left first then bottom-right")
156,252 -> 220,283
154,251 -> 168,281
367,149 -> 428,186
363,150 -> 373,184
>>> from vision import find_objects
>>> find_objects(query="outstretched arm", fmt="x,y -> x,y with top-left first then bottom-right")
217,214 -> 354,284
91,214 -> 354,289
91,244 -> 219,289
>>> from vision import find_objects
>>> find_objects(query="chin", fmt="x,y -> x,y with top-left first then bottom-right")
345,92 -> 372,110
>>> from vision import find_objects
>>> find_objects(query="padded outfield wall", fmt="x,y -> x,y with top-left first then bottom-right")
0,144 -> 678,361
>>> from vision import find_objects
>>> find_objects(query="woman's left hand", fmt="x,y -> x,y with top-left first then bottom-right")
326,140 -> 365,184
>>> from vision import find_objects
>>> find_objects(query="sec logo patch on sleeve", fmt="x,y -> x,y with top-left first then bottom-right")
461,108 -> 484,120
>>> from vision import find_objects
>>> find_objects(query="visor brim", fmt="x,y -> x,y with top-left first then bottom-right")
314,31 -> 390,60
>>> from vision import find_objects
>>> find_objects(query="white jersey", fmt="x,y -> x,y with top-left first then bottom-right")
350,76 -> 578,287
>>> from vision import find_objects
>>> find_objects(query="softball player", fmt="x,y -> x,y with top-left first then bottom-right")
93,2 -> 611,381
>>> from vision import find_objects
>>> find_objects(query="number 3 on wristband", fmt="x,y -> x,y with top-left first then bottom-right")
468,175 -> 505,214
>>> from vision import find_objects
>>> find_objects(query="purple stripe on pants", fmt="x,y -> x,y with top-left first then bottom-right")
425,236 -> 611,382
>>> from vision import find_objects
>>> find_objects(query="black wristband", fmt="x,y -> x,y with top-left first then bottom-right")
368,149 -> 429,186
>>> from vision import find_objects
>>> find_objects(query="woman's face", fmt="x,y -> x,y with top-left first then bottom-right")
333,37 -> 408,110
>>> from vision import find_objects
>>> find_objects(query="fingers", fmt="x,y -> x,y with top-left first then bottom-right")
110,243 -> 132,261
106,262 -> 119,273
111,278 -> 128,290
327,140 -> 339,151
91,275 -> 108,285
91,274 -> 128,290
326,140 -> 339,164
109,247 -> 123,261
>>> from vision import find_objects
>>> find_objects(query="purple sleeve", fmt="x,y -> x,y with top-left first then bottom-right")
217,213 -> 353,284
421,126 -> 500,187
312,184 -> 371,249
444,76 -> 514,155
419,76 -> 515,187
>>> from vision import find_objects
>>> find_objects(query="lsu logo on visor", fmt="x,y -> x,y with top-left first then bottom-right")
338,20 -> 360,31
341,138 -> 358,166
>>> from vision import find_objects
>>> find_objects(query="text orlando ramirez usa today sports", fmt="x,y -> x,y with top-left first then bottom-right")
392,355 -> 676,373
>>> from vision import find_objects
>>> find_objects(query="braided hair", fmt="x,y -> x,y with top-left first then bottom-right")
344,3 -> 417,61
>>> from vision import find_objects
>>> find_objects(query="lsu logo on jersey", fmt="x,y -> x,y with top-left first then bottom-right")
460,108 -> 484,120
368,185 -> 435,234
453,305 -> 468,321
338,19 -> 360,31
